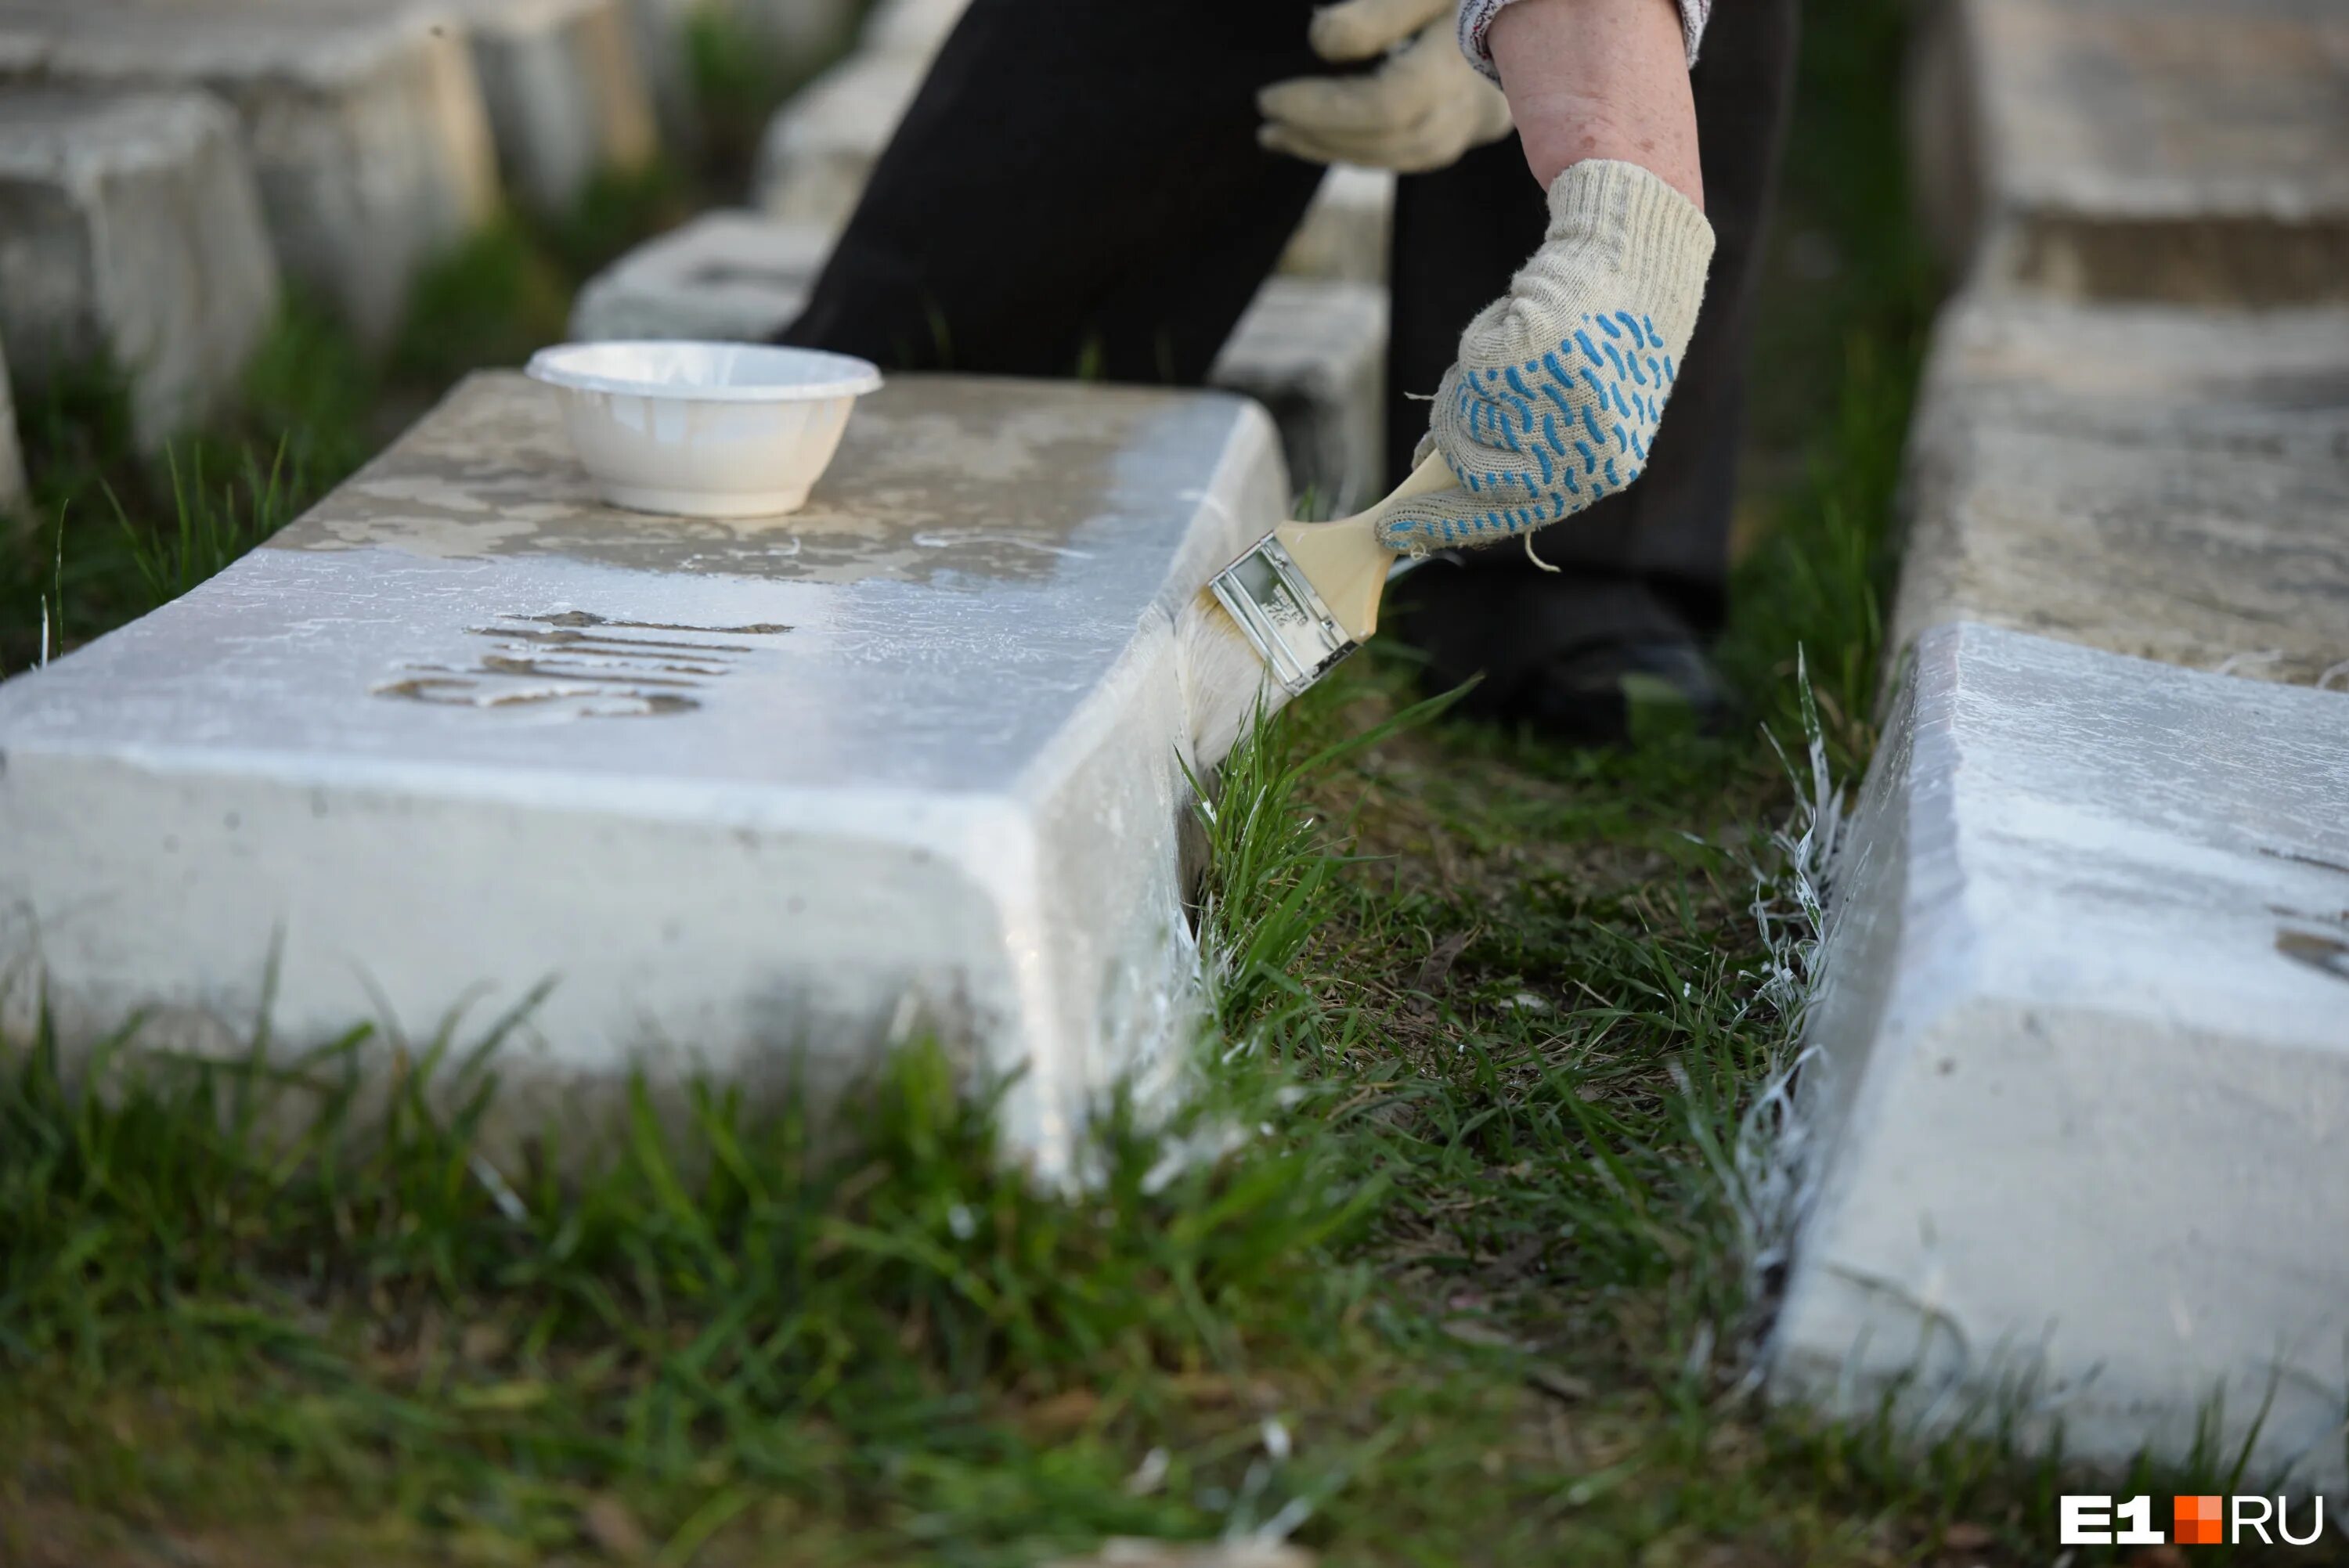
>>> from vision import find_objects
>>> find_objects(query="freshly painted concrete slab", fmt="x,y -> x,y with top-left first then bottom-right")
1771,619 -> 2349,1491
0,333 -> 24,516
0,372 -> 1284,1176
454,0 -> 657,212
0,0 -> 500,341
1894,293 -> 2349,687
570,210 -> 1382,506
0,88 -> 280,446
1911,0 -> 2349,303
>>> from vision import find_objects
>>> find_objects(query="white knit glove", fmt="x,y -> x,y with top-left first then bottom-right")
1378,160 -> 1716,552
1257,0 -> 1514,174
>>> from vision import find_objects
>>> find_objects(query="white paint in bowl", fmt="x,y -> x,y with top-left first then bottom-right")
526,341 -> 884,517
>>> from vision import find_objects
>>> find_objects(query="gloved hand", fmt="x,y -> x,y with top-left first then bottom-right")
1257,0 -> 1514,174
1377,159 -> 1716,552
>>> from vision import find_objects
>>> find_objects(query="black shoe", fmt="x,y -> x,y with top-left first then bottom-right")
1384,554 -> 1734,748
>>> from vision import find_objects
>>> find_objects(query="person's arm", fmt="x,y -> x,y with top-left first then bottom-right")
1372,0 -> 1717,553
1486,0 -> 1701,206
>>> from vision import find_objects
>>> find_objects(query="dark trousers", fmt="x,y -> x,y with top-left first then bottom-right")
784,0 -> 1797,640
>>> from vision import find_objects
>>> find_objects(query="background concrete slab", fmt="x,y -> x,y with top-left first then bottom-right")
752,45 -> 920,230
0,88 -> 280,445
1216,276 -> 1387,512
1772,620 -> 2349,1492
570,210 -> 1383,507
1279,163 -> 1392,285
0,373 -> 1285,1177
570,207 -> 833,340
0,0 -> 501,341
1893,293 -> 2349,688
1911,0 -> 2349,303
855,0 -> 963,60
454,0 -> 658,212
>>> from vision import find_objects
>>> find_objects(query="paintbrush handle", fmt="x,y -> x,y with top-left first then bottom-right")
1271,452 -> 1454,642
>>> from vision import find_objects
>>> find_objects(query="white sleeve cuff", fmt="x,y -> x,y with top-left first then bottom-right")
1457,0 -> 1712,84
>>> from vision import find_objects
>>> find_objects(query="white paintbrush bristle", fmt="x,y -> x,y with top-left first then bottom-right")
1177,586 -> 1283,772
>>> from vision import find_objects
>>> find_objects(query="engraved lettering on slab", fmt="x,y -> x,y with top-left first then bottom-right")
372,611 -> 790,719
2276,929 -> 2349,983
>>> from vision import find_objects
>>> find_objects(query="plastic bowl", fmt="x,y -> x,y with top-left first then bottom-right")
525,341 -> 883,517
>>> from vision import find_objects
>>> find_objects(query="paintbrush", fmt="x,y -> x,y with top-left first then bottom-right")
1179,451 -> 1454,770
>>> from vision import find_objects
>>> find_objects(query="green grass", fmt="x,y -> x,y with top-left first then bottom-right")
7,2 -> 2322,1563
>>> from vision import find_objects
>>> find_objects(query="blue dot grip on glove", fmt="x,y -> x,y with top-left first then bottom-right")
1377,159 -> 1716,553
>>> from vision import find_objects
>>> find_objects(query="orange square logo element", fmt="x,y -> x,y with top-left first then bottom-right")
2174,1494 -> 2224,1545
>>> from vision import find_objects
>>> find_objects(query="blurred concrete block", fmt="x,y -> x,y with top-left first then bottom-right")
572,210 -> 1382,506
1211,277 -> 1386,513
0,1 -> 501,343
752,48 -> 923,229
571,208 -> 831,341
0,89 -> 280,446
748,0 -> 860,68
1911,0 -> 2349,303
856,0 -> 965,60
0,333 -> 25,515
1279,164 -> 1392,284
618,0 -> 855,153
0,372 -> 1286,1178
1894,293 -> 2349,687
1771,620 -> 2349,1492
455,0 -> 658,212
613,0 -> 701,148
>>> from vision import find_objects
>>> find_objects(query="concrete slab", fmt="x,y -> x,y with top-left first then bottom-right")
1279,164 -> 1393,285
856,0 -> 965,61
0,372 -> 1284,1177
0,333 -> 24,516
1893,293 -> 2349,688
0,88 -> 280,446
569,207 -> 832,341
613,0 -> 700,149
453,0 -> 657,212
0,1 -> 501,342
1914,0 -> 2349,303
1214,277 -> 1387,513
1770,620 -> 2349,1491
746,0 -> 860,67
570,210 -> 1382,506
752,46 -> 922,230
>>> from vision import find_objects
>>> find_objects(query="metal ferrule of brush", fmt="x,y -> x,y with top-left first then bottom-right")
1207,535 -> 1357,697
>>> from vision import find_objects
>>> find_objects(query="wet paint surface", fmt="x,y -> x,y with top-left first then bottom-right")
5,373 -> 1275,795
276,374 -> 1232,589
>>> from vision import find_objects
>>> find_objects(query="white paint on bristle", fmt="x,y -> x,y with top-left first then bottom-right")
1176,586 -> 1283,772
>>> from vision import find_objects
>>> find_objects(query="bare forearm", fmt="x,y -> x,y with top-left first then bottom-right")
1486,0 -> 1701,208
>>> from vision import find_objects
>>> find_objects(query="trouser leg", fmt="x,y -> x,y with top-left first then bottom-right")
782,0 -> 1332,384
1387,0 -> 1802,647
